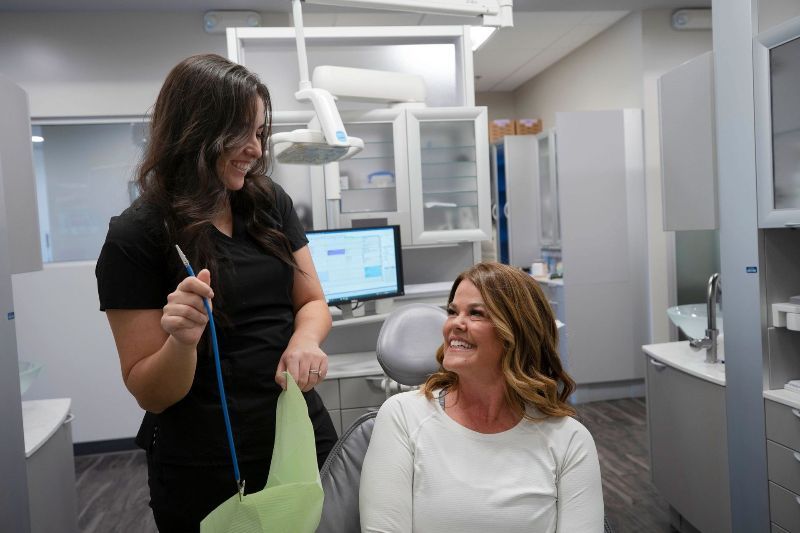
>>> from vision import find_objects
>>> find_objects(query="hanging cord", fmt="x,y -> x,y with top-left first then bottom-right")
175,245 -> 245,500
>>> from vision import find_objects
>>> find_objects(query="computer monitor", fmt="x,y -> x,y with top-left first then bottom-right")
306,225 -> 404,313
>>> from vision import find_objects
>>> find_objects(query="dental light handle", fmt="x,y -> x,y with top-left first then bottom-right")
295,87 -> 349,146
292,0 -> 311,87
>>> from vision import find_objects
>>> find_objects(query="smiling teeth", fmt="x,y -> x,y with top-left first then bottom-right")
450,340 -> 473,349
232,162 -> 251,172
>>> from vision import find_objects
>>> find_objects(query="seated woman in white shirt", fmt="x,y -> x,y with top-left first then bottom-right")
359,261 -> 604,533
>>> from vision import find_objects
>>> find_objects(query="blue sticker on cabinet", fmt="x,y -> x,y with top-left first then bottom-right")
746,266 -> 757,273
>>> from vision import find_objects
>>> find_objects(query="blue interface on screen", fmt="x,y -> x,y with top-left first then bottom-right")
307,226 -> 402,305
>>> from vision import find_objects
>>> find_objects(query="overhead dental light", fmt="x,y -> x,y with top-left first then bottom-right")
272,0 -> 513,165
271,0 -> 365,165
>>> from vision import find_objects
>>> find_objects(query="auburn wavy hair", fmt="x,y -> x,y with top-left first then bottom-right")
421,262 -> 576,419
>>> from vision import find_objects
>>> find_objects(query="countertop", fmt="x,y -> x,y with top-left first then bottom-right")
532,276 -> 564,287
327,351 -> 382,379
22,398 -> 71,458
764,388 -> 800,410
642,341 -> 726,386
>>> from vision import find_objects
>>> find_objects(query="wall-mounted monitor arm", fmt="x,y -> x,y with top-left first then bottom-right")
303,0 -> 513,27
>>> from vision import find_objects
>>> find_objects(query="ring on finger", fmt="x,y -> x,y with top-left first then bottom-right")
309,369 -> 321,375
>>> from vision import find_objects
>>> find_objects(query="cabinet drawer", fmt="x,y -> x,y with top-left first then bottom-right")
341,407 -> 379,433
315,379 -> 340,410
769,440 -> 800,495
339,375 -> 386,409
766,400 -> 800,451
770,481 -> 800,532
775,522 -> 792,533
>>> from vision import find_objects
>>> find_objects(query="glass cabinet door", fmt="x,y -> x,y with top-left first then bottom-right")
329,109 -> 411,244
406,107 -> 491,244
537,129 -> 561,247
755,21 -> 800,227
270,111 -> 326,231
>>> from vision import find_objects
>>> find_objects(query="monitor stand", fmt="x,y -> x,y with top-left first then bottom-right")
337,300 -> 377,320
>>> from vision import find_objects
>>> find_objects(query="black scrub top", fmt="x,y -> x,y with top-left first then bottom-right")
96,183 -> 330,466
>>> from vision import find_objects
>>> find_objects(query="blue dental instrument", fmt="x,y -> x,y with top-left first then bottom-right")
175,245 -> 244,499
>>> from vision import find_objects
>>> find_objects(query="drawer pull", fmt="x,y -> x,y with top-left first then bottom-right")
796,495 -> 800,505
649,359 -> 667,371
792,408 -> 800,419
64,413 -> 75,424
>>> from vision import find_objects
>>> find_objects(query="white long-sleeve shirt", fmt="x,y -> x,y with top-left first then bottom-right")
359,390 -> 604,533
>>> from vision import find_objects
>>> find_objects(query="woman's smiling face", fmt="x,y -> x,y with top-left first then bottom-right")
442,279 -> 504,378
216,97 -> 265,191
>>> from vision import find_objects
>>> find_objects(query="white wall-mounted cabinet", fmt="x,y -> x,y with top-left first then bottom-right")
537,129 -> 561,248
556,109 -> 648,385
331,108 -> 412,242
658,51 -> 718,231
755,18 -> 800,228
490,135 -> 541,267
407,106 -> 491,245
326,106 -> 491,246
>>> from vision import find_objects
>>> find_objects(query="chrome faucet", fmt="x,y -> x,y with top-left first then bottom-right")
689,273 -> 721,363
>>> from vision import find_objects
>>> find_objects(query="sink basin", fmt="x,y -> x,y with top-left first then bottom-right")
19,361 -> 43,395
667,304 -> 723,340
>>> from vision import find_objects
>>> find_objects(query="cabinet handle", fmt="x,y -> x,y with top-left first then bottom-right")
365,376 -> 385,386
491,203 -> 498,221
649,359 -> 667,371
64,413 -> 75,424
796,495 -> 800,506
793,451 -> 800,463
785,223 -> 800,228
792,408 -> 800,419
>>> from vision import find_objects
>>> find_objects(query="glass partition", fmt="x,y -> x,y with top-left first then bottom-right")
31,120 -> 145,262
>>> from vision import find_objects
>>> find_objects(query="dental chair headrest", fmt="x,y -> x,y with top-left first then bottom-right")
376,303 -> 446,386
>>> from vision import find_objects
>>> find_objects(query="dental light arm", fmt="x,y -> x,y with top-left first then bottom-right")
304,0 -> 513,27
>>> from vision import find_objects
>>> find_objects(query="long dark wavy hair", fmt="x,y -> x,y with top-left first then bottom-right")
421,262 -> 576,420
136,53 -> 297,295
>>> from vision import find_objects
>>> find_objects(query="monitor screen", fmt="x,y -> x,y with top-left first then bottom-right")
306,225 -> 404,306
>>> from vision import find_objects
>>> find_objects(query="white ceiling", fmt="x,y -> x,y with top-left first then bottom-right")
1,0 -> 711,93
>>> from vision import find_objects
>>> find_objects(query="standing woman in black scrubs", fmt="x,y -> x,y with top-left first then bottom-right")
95,54 -> 338,532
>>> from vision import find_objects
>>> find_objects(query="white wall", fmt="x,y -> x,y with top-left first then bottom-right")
0,11 -> 291,117
513,12 -> 644,130
12,263 -> 143,443
641,10 -> 712,342
475,91 -> 516,121
507,10 -> 711,344
759,0 -> 800,32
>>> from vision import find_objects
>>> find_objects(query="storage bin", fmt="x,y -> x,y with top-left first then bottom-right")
489,118 -> 515,143
516,118 -> 543,135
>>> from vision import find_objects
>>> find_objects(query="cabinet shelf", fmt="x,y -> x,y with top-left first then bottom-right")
421,175 -> 476,180
421,160 -> 477,166
421,144 -> 477,151
341,185 -> 396,191
346,156 -> 395,162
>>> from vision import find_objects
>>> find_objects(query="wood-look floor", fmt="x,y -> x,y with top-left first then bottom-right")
74,397 -> 670,533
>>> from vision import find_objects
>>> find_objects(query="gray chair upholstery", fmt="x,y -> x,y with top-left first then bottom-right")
376,303 -> 446,386
317,411 -> 377,533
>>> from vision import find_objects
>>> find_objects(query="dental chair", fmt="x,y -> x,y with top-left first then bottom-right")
317,303 -> 445,533
316,302 -> 615,533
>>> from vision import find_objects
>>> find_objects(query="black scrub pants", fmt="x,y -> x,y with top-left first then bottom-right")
147,407 -> 337,533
